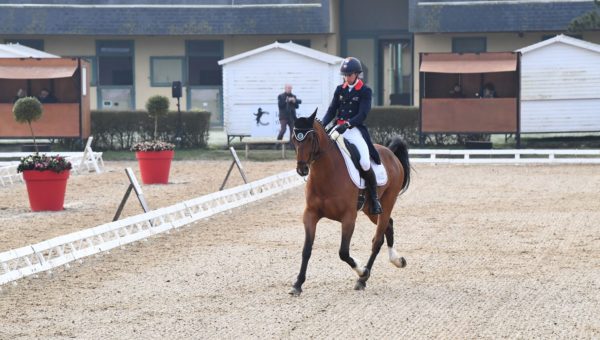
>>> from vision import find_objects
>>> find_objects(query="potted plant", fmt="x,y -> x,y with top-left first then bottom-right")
131,95 -> 175,184
13,97 -> 72,211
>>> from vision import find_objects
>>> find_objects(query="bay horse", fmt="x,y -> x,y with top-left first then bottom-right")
290,109 -> 411,296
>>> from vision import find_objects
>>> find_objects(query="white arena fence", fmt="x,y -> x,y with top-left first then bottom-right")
0,136 -> 104,187
409,149 -> 600,164
0,170 -> 303,288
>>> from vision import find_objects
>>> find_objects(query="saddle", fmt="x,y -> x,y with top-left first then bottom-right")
329,130 -> 388,210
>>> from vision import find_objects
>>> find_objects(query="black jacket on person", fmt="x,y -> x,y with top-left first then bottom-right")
322,79 -> 381,164
277,92 -> 301,120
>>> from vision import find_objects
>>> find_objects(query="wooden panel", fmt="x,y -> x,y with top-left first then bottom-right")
422,98 -> 517,133
521,98 -> 600,133
0,103 -> 81,138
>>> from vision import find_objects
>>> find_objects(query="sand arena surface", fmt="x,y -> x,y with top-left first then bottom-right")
1,161 -> 600,338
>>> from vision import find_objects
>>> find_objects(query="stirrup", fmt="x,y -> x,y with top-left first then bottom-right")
357,192 -> 366,211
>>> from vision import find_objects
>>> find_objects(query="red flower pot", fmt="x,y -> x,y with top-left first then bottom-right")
135,150 -> 174,184
22,170 -> 70,211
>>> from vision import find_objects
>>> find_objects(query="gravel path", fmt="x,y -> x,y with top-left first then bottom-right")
1,163 -> 599,339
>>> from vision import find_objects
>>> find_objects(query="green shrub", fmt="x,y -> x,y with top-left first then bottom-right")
145,95 -> 170,139
13,97 -> 44,153
365,106 -> 419,146
87,110 -> 211,150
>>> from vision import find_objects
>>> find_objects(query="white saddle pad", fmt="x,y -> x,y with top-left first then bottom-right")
331,131 -> 387,189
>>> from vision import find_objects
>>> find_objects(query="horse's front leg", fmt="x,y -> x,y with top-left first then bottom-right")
338,215 -> 370,287
290,210 -> 318,296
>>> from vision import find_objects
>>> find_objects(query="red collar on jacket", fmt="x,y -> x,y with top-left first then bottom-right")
342,79 -> 363,91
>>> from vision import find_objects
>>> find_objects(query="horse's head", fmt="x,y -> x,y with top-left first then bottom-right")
293,109 -> 322,176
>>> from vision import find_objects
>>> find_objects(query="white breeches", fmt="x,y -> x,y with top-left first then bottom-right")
343,128 -> 370,171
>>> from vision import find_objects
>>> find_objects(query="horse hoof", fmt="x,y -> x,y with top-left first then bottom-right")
354,280 -> 366,290
392,257 -> 407,268
289,287 -> 302,296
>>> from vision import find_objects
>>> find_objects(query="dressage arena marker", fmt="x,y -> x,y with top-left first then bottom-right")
220,147 -> 249,190
0,170 -> 303,288
113,168 -> 151,221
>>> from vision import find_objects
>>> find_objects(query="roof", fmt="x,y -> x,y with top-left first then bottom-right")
0,1 -> 331,36
0,43 -> 59,58
517,34 -> 600,54
0,58 -> 78,79
409,0 -> 597,33
420,52 -> 518,73
218,41 -> 343,66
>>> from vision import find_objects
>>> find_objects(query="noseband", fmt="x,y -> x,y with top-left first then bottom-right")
293,127 -> 321,165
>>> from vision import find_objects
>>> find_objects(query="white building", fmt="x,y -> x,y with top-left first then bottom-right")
218,41 -> 343,139
518,35 -> 600,133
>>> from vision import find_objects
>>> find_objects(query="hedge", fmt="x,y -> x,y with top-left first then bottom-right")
89,110 -> 211,150
365,106 -> 419,146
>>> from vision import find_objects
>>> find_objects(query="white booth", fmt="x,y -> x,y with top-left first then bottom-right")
518,35 -> 600,133
218,41 -> 343,142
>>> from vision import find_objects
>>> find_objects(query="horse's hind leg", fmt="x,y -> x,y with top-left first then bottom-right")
355,193 -> 396,290
385,218 -> 407,268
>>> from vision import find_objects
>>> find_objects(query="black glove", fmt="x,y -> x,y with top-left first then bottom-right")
336,122 -> 351,134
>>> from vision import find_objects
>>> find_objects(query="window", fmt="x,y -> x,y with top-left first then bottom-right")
452,37 -> 486,53
186,40 -> 223,86
65,56 -> 97,86
4,39 -> 44,51
150,57 -> 184,86
97,41 -> 134,86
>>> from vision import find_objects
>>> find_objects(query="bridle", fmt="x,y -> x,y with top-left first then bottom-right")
293,127 -> 322,166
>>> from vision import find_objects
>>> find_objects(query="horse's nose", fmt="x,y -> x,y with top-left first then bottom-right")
296,162 -> 309,176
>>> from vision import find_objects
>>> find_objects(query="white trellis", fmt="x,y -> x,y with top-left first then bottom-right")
0,170 -> 303,288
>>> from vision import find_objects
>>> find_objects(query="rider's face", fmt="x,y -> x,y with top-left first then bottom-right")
343,73 -> 358,85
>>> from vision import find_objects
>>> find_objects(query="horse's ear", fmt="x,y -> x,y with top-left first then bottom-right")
309,108 -> 318,121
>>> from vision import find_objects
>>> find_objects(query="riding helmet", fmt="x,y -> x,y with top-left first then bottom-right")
340,57 -> 363,75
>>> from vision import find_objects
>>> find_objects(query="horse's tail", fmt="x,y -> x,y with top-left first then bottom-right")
387,137 -> 411,194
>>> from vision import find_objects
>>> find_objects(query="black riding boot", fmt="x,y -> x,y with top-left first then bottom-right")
362,168 -> 382,215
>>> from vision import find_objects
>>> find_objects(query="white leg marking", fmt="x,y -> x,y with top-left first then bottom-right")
388,247 -> 403,267
351,257 -> 365,276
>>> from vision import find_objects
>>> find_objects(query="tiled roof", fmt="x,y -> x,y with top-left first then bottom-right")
409,0 -> 598,33
0,1 -> 330,35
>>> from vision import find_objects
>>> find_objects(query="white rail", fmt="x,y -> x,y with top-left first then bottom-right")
409,149 -> 600,164
0,170 -> 303,288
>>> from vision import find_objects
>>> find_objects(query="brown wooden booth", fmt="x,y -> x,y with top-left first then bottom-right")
0,58 -> 91,139
419,52 -> 520,145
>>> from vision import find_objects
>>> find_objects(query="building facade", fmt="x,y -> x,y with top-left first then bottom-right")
1,0 -> 598,127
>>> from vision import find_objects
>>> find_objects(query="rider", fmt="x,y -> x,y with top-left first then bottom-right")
322,57 -> 382,215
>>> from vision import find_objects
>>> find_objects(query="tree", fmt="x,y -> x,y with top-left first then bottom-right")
568,0 -> 600,32
13,97 -> 43,153
145,95 -> 170,140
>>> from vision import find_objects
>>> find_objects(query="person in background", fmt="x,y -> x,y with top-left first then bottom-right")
38,88 -> 58,103
449,83 -> 465,98
482,82 -> 496,98
277,84 -> 301,143
13,88 -> 27,103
